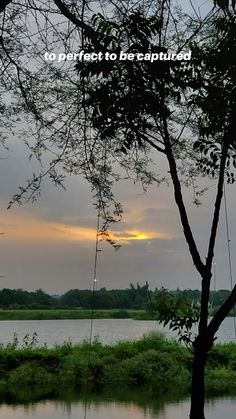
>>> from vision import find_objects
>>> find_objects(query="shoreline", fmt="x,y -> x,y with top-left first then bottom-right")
0,309 -> 156,321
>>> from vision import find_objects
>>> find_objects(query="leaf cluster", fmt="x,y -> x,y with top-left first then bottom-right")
153,289 -> 200,346
189,16 -> 236,181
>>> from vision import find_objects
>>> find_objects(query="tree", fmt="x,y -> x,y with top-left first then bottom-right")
55,4 -> 236,419
71,6 -> 236,419
1,1 -> 236,418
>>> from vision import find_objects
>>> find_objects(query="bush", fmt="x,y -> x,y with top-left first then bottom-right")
207,343 -> 236,368
205,367 -> 236,393
0,332 -> 235,398
8,362 -> 55,386
57,354 -> 84,386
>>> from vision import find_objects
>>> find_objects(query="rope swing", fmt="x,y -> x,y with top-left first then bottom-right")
83,201 -> 101,419
223,182 -> 236,339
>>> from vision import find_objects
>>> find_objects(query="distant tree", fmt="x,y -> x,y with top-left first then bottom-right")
0,288 -> 56,308
60,289 -> 83,308
111,289 -> 132,309
32,289 -> 55,308
127,283 -> 149,309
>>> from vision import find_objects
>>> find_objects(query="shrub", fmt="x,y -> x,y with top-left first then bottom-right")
8,362 -> 55,386
205,367 -> 236,393
57,354 -> 84,386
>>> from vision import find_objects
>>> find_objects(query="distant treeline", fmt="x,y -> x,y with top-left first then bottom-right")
0,285 -> 231,311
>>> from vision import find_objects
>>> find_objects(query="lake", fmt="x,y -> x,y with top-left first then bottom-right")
0,395 -> 236,419
0,316 -> 235,347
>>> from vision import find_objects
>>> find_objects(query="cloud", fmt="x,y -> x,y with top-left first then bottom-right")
1,214 -> 95,243
0,213 -> 173,244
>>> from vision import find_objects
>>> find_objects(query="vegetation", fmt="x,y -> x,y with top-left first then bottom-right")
0,332 -> 235,403
0,284 -> 151,310
0,308 -> 154,321
0,286 -> 233,315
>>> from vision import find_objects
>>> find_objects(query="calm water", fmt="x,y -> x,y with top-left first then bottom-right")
0,316 -> 235,347
0,396 -> 236,419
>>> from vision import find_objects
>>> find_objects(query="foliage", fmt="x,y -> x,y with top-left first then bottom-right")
0,286 -> 232,315
0,332 -> 235,400
147,289 -> 200,345
0,288 -> 57,309
205,343 -> 236,394
8,362 -> 55,386
0,283 -> 150,310
189,15 -> 236,182
0,332 -> 191,392
4,1 -> 235,220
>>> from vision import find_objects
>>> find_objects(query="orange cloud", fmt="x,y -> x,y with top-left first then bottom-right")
0,214 -> 172,244
1,215 -> 95,242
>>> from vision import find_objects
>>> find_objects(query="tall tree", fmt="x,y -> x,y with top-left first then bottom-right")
57,4 -> 236,418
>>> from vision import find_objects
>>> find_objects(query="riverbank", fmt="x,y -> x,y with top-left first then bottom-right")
0,308 -> 234,321
0,309 -> 156,321
0,332 -> 236,402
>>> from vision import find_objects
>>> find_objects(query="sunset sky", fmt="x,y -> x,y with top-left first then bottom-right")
0,133 -> 235,294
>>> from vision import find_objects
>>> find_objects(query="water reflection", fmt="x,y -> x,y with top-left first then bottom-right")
0,394 -> 236,419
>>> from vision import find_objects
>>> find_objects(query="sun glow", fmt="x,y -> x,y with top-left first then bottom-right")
134,233 -> 148,240
110,229 -> 170,243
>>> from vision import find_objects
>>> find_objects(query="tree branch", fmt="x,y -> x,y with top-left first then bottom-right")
207,285 -> 236,338
162,117 -> 206,277
206,120 -> 234,271
205,144 -> 229,274
53,0 -> 103,49
145,136 -> 166,154
200,110 -> 235,334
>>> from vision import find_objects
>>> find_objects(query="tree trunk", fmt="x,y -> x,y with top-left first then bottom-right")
189,283 -> 236,419
190,340 -> 207,419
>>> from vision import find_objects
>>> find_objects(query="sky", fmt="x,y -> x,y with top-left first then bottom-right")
0,0 -> 235,294
0,133 -> 235,294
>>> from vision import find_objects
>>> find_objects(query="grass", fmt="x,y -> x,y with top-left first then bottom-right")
0,309 -> 157,321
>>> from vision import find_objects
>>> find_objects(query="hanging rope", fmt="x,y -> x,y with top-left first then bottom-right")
84,142 -> 108,419
80,3 -> 95,417
83,201 -> 101,419
223,181 -> 236,339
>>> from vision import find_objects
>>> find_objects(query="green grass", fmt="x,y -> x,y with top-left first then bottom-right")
0,309 -> 157,321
